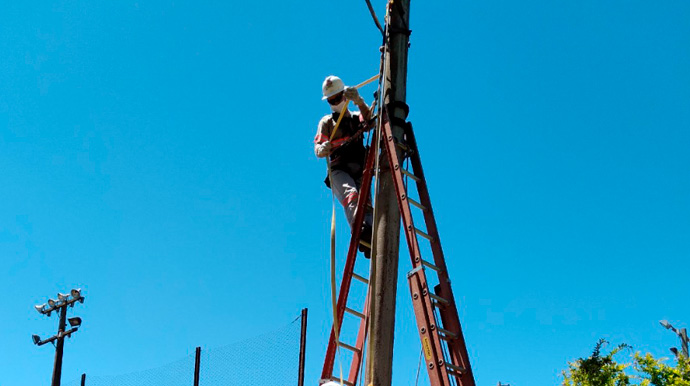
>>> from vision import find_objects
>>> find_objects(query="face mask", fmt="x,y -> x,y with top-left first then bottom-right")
330,100 -> 347,113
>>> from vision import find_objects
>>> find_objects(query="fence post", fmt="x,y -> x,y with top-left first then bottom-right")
193,347 -> 201,386
80,373 -> 85,386
298,308 -> 308,386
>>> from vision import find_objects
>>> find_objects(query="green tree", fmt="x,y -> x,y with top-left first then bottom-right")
562,339 -> 690,386
562,339 -> 632,386
634,353 -> 690,386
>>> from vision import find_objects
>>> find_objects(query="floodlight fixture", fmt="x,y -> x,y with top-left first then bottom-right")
68,317 -> 82,328
58,293 -> 69,301
659,320 -> 689,358
48,299 -> 56,307
670,347 -> 679,356
70,288 -> 81,299
35,304 -> 45,314
32,335 -> 41,345
63,327 -> 79,339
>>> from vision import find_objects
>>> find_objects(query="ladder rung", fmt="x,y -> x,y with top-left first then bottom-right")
421,259 -> 441,273
445,362 -> 466,375
338,341 -> 361,354
352,273 -> 369,284
396,141 -> 410,152
414,227 -> 434,242
401,168 -> 420,182
345,307 -> 365,319
359,239 -> 371,248
408,197 -> 427,212
429,292 -> 450,307
437,327 -> 457,340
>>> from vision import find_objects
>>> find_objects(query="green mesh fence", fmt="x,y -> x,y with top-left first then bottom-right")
65,313 -> 303,386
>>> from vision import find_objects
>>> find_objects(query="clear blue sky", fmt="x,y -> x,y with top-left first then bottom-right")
1,1 -> 689,385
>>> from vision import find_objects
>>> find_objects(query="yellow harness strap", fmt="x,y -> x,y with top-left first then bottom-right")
326,74 -> 378,386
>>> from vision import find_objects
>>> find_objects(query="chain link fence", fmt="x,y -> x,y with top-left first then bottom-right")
64,311 -> 305,386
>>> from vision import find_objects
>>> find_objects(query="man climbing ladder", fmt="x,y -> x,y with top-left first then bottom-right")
314,75 -> 374,257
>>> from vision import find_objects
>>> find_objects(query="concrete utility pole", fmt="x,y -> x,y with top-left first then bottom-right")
368,1 -> 411,385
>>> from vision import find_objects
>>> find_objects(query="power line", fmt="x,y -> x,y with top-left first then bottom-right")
364,0 -> 384,36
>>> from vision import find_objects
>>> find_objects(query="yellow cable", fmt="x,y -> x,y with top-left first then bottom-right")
328,159 -> 345,386
330,102 -> 350,141
329,74 -> 378,142
328,98 -> 351,386
365,117 -> 383,386
355,74 -> 379,89
326,74 -> 379,386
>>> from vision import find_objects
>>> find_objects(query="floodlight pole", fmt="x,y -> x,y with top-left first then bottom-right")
660,320 -> 689,358
51,305 -> 68,386
33,291 -> 84,386
680,328 -> 689,358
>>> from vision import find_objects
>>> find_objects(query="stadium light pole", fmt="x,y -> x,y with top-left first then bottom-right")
660,320 -> 689,358
33,289 -> 85,386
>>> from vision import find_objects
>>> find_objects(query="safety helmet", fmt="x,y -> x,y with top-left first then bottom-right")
322,75 -> 345,100
321,382 -> 342,386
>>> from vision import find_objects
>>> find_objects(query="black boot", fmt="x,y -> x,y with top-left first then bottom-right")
358,223 -> 373,259
361,223 -> 372,244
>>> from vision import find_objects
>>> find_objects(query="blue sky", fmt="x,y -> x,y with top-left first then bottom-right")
1,1 -> 689,385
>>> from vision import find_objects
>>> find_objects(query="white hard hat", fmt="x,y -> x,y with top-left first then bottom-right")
322,75 -> 345,100
321,382 -> 343,386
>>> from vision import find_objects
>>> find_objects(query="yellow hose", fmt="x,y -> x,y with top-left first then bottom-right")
326,74 -> 379,386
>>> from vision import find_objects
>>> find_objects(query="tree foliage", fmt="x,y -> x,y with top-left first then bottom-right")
562,339 -> 690,386
563,339 -> 631,386
634,353 -> 690,386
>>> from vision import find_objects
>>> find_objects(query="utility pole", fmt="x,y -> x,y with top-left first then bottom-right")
32,289 -> 85,386
368,1 -> 411,385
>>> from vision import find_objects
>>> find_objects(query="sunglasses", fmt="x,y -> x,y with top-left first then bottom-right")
327,92 -> 345,105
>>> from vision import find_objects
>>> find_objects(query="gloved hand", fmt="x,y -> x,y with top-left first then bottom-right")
315,141 -> 332,157
344,86 -> 363,104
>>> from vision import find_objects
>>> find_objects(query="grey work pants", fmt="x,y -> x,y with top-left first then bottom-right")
329,169 -> 373,229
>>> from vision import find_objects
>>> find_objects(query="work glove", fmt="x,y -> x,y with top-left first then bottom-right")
344,87 -> 363,104
315,141 -> 332,157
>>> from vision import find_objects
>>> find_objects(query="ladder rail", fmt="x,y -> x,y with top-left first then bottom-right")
321,130 -> 379,382
347,291 -> 370,385
381,118 -> 451,385
405,126 -> 475,385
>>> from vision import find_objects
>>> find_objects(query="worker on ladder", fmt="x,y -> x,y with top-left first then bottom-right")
314,75 -> 374,257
